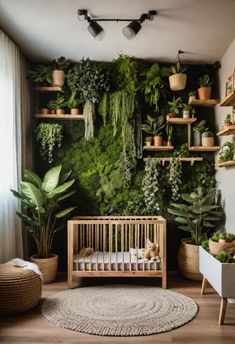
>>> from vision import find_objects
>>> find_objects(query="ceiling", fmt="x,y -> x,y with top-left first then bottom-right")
0,0 -> 235,63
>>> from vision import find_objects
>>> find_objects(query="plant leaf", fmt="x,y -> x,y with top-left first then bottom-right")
42,165 -> 62,193
55,206 -> 77,218
19,182 -> 44,209
24,170 -> 42,188
47,179 -> 75,199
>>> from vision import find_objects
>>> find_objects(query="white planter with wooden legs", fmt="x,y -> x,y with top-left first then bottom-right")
199,247 -> 235,325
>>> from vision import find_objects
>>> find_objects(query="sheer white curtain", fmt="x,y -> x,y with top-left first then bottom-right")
0,30 -> 23,262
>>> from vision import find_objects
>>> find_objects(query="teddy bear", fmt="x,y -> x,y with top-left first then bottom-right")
144,240 -> 160,262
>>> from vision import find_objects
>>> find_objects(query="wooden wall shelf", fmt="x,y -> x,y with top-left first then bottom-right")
144,157 -> 203,166
35,114 -> 84,120
143,146 -> 174,151
219,92 -> 235,106
167,117 -> 197,125
189,146 -> 220,152
217,125 -> 235,136
188,99 -> 220,107
216,160 -> 235,168
35,86 -> 63,92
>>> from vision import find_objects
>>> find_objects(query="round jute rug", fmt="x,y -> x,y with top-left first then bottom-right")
41,285 -> 198,336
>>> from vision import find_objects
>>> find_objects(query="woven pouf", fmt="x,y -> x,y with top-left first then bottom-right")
0,263 -> 42,315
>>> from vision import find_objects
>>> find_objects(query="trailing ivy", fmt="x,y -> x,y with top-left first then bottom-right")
168,158 -> 182,201
98,93 -> 109,126
113,54 -> 138,95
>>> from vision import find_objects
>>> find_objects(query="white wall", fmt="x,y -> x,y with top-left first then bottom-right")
215,38 -> 235,233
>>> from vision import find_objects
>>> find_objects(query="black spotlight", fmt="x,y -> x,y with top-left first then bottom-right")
122,21 -> 142,39
88,21 -> 104,39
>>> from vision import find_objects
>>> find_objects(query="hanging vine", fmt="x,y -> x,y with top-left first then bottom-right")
142,159 -> 162,212
168,158 -> 182,201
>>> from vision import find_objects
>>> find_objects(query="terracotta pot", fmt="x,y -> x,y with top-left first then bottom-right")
50,109 -> 56,114
202,137 -> 214,147
198,87 -> 212,100
70,108 -> 79,115
40,108 -> 49,115
56,109 -> 65,115
153,135 -> 163,147
52,70 -> 65,87
30,254 -> 58,284
209,238 -> 235,256
178,238 -> 203,281
169,73 -> 187,91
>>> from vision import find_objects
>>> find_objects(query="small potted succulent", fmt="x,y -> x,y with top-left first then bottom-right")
202,131 -> 214,147
193,120 -> 208,146
168,97 -> 183,118
166,124 -> 173,146
144,136 -> 152,147
188,91 -> 196,103
142,115 -> 165,147
197,74 -> 213,100
67,90 -> 81,115
54,94 -> 66,115
169,62 -> 187,91
209,231 -> 235,256
182,103 -> 191,119
52,56 -> 70,87
47,99 -> 57,114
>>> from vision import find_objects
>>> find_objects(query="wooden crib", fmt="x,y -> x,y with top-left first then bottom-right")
67,216 -> 167,288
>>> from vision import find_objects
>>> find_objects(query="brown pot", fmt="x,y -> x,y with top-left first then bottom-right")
153,135 -> 163,147
202,137 -> 214,147
70,108 -> 79,115
198,87 -> 212,100
52,70 -> 65,87
50,109 -> 56,114
30,254 -> 58,284
178,238 -> 203,281
169,73 -> 187,91
56,109 -> 65,115
209,238 -> 235,256
40,108 -> 49,115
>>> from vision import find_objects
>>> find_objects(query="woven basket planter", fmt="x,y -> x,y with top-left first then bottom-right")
178,238 -> 203,281
0,264 -> 42,315
209,238 -> 235,256
30,254 -> 58,284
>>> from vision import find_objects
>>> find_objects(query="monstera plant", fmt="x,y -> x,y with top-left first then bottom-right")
11,165 -> 77,283
168,187 -> 223,280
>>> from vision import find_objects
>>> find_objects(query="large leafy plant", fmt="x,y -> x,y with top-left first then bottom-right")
11,166 -> 76,258
142,115 -> 165,136
140,63 -> 166,111
113,54 -> 138,95
168,187 -> 223,245
28,65 -> 52,84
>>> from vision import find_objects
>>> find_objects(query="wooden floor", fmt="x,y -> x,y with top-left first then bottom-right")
0,274 -> 235,344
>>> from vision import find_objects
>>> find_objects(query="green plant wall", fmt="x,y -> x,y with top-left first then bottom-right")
33,58 -> 218,270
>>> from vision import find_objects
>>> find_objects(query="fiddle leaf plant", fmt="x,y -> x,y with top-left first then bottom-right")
11,166 -> 77,258
168,187 -> 223,245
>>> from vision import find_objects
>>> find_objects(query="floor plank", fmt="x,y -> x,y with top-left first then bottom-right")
0,274 -> 235,344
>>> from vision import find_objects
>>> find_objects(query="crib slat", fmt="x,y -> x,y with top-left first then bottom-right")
103,250 -> 105,271
129,251 -> 131,271
89,255 -> 92,271
109,224 -> 111,271
142,251 -> 145,271
83,256 -> 85,271
96,251 -> 98,271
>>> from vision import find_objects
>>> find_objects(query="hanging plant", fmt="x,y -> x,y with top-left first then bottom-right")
67,58 -> 110,140
113,54 -> 138,95
98,93 -> 109,126
168,158 -> 182,201
142,158 -> 162,211
122,124 -> 137,186
35,123 -> 63,163
134,111 -> 143,159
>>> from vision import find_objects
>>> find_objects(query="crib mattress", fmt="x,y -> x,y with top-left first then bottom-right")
73,251 -> 161,271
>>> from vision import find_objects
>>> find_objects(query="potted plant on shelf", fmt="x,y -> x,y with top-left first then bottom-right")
54,94 -> 66,115
168,187 -> 223,280
197,74 -> 213,100
35,123 -> 63,163
168,97 -> 183,118
218,141 -> 235,163
182,103 -> 191,119
223,114 -> 234,129
67,90 -> 81,115
193,120 -> 208,146
28,64 -> 52,86
188,91 -> 196,103
169,62 -> 187,91
166,124 -> 173,147
39,107 -> 50,115
142,115 -> 165,147
11,165 -> 77,283
209,231 -> 235,255
47,99 -> 57,114
202,131 -> 215,147
52,56 -> 70,87
144,136 -> 153,147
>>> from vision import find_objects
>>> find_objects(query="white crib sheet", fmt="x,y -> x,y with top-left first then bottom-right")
73,251 -> 161,271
